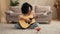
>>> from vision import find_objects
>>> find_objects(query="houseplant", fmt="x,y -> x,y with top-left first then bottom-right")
10,0 -> 19,6
10,0 -> 20,12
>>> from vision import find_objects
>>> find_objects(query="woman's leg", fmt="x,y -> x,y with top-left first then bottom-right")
29,23 -> 38,29
15,23 -> 22,29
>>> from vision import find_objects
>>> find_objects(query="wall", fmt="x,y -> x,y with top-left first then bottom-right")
0,0 -> 57,23
18,0 -> 57,19
0,1 -> 1,23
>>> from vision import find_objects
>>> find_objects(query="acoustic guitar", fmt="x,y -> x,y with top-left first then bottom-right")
19,15 -> 39,28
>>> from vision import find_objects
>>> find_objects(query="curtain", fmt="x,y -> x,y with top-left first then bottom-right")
0,0 -> 10,24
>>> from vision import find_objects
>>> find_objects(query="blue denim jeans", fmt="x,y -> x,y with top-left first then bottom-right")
15,22 -> 38,29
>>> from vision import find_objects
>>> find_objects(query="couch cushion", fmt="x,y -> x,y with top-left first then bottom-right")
35,6 -> 51,14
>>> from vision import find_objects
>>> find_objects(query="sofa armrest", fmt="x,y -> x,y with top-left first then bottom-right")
6,10 -> 21,17
6,10 -> 14,14
6,10 -> 14,15
9,13 -> 20,17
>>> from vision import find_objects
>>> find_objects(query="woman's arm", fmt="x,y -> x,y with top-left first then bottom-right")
18,15 -> 26,20
18,15 -> 31,21
31,11 -> 40,19
31,11 -> 36,17
18,15 -> 32,23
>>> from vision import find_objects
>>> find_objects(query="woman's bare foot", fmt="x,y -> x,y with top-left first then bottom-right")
35,27 -> 41,33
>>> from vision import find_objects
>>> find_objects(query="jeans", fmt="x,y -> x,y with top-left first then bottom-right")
15,22 -> 38,29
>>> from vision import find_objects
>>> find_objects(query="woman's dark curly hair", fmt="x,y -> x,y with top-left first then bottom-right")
21,2 -> 33,14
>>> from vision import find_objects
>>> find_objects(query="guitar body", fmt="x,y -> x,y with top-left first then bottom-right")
19,15 -> 35,28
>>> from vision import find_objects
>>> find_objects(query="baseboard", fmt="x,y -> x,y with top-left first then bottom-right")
37,21 -> 50,24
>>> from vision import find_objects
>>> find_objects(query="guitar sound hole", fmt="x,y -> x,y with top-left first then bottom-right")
25,18 -> 33,24
28,22 -> 30,24
29,18 -> 33,20
25,20 -> 30,24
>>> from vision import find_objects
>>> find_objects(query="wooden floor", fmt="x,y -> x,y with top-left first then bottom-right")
0,20 -> 60,34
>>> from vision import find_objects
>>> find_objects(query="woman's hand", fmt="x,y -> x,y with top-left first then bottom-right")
25,19 -> 32,24
36,15 -> 40,18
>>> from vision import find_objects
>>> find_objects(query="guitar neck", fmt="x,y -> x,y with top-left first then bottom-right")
32,16 -> 37,19
33,15 -> 40,19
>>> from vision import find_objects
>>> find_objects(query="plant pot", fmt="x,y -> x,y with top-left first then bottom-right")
10,6 -> 21,13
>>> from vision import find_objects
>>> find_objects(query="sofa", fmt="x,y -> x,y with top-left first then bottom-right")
35,6 -> 52,24
5,6 -> 52,24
